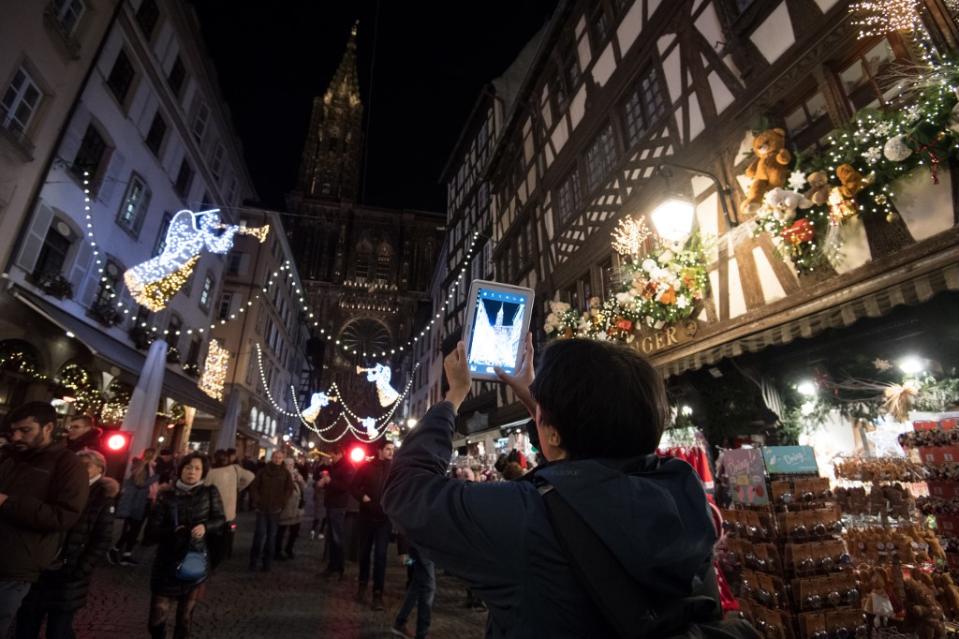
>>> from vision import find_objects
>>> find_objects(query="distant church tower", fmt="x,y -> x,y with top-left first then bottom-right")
296,21 -> 363,202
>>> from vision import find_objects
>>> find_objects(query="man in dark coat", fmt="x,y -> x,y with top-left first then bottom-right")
318,448 -> 353,579
383,338 -> 730,638
154,449 -> 176,486
16,450 -> 118,638
0,402 -> 89,637
247,450 -> 293,572
351,441 -> 395,610
63,416 -> 103,454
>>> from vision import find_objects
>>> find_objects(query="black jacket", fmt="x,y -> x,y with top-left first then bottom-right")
351,457 -> 392,522
383,402 -> 717,638
144,483 -> 225,596
23,477 -> 118,611
0,442 -> 89,582
324,458 -> 354,510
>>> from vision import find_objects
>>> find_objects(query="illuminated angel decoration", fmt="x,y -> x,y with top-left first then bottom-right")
361,417 -> 378,438
124,209 -> 269,312
356,363 -> 400,407
300,392 -> 330,424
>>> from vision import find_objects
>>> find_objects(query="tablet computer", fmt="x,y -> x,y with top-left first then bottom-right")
463,280 -> 535,381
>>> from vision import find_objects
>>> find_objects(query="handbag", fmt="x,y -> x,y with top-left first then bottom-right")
172,493 -> 208,583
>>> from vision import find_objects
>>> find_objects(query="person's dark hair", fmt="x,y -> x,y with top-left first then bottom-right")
212,449 -> 230,468
69,415 -> 94,427
178,452 -> 210,479
529,339 -> 668,459
6,402 -> 58,431
502,462 -> 524,481
159,448 -> 173,456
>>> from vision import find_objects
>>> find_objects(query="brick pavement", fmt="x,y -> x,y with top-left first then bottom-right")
64,488 -> 488,638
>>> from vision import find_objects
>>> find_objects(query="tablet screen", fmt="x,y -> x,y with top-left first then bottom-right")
466,286 -> 529,376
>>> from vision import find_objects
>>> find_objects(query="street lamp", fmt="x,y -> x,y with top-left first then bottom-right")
898,355 -> 924,376
406,417 -> 418,428
650,196 -> 696,244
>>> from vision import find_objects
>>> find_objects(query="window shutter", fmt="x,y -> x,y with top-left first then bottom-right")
60,106 -> 91,167
97,149 -> 125,204
16,203 -> 55,273
69,240 -> 94,302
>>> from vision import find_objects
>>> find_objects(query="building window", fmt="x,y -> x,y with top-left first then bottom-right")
106,50 -> 135,105
133,305 -> 150,328
355,240 -> 372,280
560,34 -> 580,91
600,258 -> 615,297
166,314 -> 181,349
116,174 -> 150,236
226,177 -> 238,205
192,102 -> 209,142
784,90 -> 832,152
167,56 -> 186,98
552,70 -> 568,117
585,123 -> 618,192
210,143 -> 224,181
588,3 -> 612,50
217,292 -> 233,320
227,253 -> 242,275
836,37 -> 904,112
185,336 -> 201,368
199,274 -> 214,310
144,110 -> 166,156
70,123 -> 107,183
174,159 -> 193,198
556,167 -> 582,224
33,222 -> 72,279
375,242 -> 392,281
135,0 -> 159,40
153,212 -> 172,256
93,260 -> 121,308
1,67 -> 42,141
51,0 -> 86,35
622,64 -> 667,147
200,191 -> 213,209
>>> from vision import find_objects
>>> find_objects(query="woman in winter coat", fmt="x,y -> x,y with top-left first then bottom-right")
205,449 -> 254,566
111,448 -> 159,566
275,457 -> 306,560
15,450 -> 118,639
143,453 -> 225,639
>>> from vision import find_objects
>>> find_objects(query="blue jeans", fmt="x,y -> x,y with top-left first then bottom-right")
0,580 -> 31,637
326,508 -> 346,573
395,546 -> 435,639
357,517 -> 391,593
250,511 -> 279,569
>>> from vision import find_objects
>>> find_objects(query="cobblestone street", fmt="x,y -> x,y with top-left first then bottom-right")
68,502 -> 487,638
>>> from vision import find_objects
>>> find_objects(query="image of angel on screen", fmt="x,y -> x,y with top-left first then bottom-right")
468,300 -> 525,370
124,209 -> 269,312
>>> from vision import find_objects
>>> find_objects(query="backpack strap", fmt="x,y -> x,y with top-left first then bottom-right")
539,483 -> 722,639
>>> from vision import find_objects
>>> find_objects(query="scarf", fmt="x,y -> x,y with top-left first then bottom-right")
176,479 -> 203,492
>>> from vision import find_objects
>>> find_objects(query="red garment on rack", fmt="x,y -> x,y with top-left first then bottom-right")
657,446 -> 715,491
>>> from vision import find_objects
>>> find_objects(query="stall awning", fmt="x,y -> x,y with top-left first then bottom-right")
13,287 -> 225,416
656,262 -> 959,377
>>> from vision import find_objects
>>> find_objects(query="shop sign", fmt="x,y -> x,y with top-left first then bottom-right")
762,446 -> 818,475
636,320 -> 699,356
723,448 -> 768,506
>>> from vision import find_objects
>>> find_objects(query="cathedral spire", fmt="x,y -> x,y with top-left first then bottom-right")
296,21 -> 364,202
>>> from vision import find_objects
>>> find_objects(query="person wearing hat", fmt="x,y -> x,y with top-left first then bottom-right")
15,449 -> 118,638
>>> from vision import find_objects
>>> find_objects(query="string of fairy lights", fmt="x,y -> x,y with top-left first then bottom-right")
254,343 -> 417,443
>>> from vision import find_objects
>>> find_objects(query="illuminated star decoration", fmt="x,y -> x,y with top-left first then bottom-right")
198,339 -> 230,401
361,417 -> 377,438
124,209 -> 269,312
849,0 -> 921,39
300,392 -> 331,424
787,170 -> 807,192
611,216 -> 652,258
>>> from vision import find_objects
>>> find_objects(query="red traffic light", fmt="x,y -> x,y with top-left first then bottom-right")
106,432 -> 129,452
349,446 -> 366,463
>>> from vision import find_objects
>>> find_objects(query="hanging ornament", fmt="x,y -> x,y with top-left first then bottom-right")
782,218 -> 815,246
883,135 -> 913,163
787,170 -> 808,192
849,0 -> 921,39
356,364 -> 400,407
611,216 -> 651,259
198,339 -> 229,401
300,392 -> 331,423
361,417 -> 378,438
124,209 -> 269,312
886,210 -> 900,223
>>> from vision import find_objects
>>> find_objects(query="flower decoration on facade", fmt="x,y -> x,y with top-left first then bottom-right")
610,216 -> 651,258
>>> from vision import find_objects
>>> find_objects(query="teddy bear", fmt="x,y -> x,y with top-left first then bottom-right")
905,576 -> 947,639
743,128 -> 793,210
836,163 -> 874,199
803,170 -> 831,205
933,572 -> 959,619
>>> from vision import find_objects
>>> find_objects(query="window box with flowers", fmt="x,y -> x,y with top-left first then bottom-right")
89,300 -> 122,327
33,272 -> 73,300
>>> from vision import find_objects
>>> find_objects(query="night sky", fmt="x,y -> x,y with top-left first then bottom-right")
191,1 -> 558,213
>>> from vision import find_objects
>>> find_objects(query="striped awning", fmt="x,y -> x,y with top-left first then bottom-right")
657,262 -> 959,378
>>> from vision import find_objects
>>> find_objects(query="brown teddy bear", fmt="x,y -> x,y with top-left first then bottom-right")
933,572 -> 959,619
743,128 -> 793,210
804,170 -> 830,205
905,576 -> 947,639
836,163 -> 873,199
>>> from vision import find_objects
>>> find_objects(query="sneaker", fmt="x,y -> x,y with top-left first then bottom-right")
371,591 -> 385,611
107,548 -> 120,565
119,554 -> 139,566
390,623 -> 414,638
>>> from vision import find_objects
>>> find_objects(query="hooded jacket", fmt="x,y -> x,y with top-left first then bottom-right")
0,442 -> 90,582
383,402 -> 717,638
23,477 -> 119,611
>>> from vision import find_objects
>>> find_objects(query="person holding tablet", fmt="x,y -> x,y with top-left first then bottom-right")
383,332 -> 757,638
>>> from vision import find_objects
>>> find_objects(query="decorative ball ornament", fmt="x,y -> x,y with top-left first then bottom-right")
886,211 -> 900,223
883,135 -> 913,163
